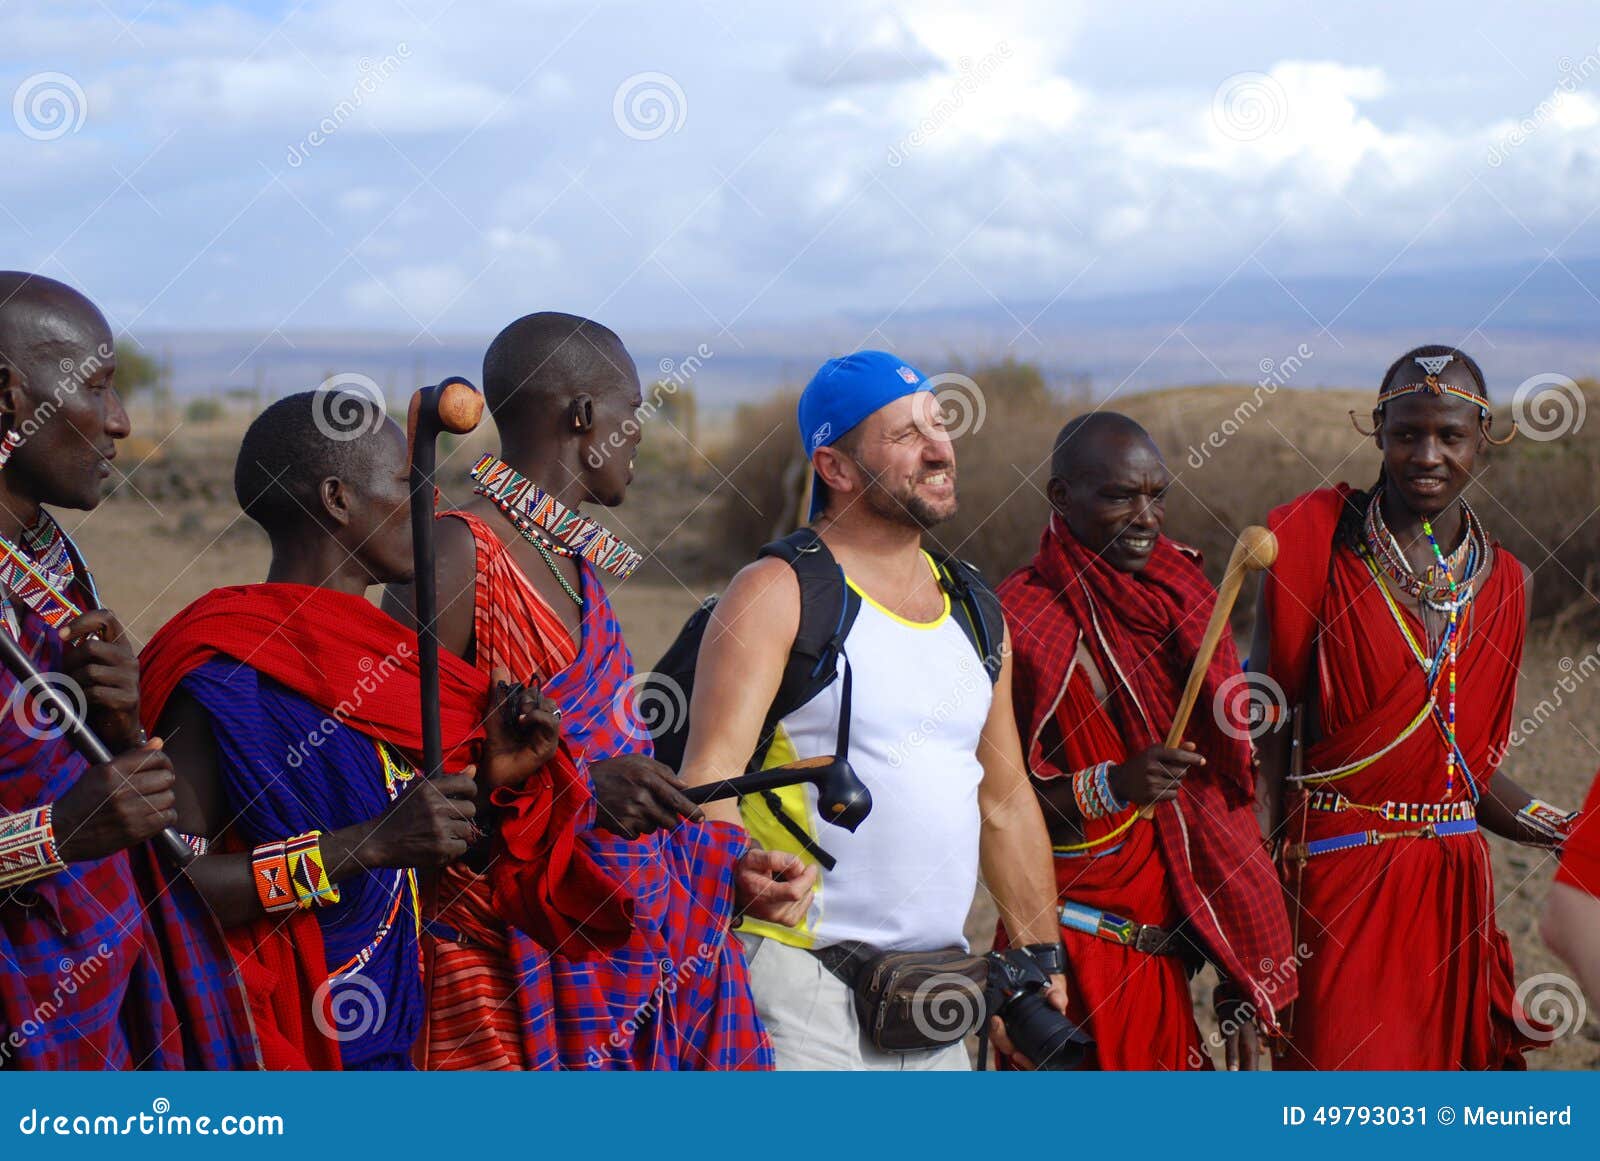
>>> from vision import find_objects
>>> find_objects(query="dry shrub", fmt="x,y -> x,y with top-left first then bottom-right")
1468,380 -> 1600,629
703,390 -> 806,563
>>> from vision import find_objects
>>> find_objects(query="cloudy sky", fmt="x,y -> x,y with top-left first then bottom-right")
4,0 -> 1600,358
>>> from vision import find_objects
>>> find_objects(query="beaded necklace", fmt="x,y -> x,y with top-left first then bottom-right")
473,480 -> 584,609
0,513 -> 90,637
1363,489 -> 1484,608
1421,517 -> 1462,797
468,454 -> 642,581
1361,488 -> 1485,800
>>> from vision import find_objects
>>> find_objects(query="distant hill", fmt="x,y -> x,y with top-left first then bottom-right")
136,256 -> 1600,408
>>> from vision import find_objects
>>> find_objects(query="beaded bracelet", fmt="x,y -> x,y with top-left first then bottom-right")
0,805 -> 65,891
285,830 -> 340,908
252,839 -> 297,914
1072,762 -> 1128,820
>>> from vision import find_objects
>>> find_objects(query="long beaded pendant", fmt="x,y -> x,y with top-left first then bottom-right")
1420,517 -> 1460,797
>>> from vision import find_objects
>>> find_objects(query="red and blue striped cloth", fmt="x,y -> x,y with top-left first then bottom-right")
0,606 -> 254,1069
454,511 -> 771,1069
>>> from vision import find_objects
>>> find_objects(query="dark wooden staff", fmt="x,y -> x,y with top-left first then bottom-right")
0,625 -> 193,866
406,377 -> 484,778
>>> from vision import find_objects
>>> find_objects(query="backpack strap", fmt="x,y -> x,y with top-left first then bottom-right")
931,554 -> 1006,683
750,530 -> 862,872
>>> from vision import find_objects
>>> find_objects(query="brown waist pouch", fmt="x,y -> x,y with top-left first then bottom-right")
813,942 -> 989,1053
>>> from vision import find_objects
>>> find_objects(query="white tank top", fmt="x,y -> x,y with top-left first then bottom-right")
738,553 -> 991,952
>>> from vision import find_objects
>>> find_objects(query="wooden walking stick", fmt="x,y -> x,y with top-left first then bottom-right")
0,626 -> 193,866
406,376 -> 484,779
404,376 -> 481,1072
1139,524 -> 1278,819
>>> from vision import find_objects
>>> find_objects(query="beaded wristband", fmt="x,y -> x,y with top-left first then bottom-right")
1071,764 -> 1099,818
1094,763 -> 1128,816
1073,762 -> 1125,820
251,840 -> 297,914
285,830 -> 340,908
0,805 -> 65,891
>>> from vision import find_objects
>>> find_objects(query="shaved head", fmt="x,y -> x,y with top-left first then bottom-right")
480,310 -> 643,507
1051,410 -> 1157,484
482,311 -> 635,428
0,272 -> 110,387
0,272 -> 126,511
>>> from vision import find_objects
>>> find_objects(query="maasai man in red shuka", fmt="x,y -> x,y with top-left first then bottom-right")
1542,767 -> 1600,1015
1255,344 -> 1572,1069
387,313 -> 769,1070
999,413 -> 1294,1071
140,393 -> 631,1070
0,272 -> 254,1069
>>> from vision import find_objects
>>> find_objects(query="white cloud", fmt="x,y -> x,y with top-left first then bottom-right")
788,7 -> 945,88
346,262 -> 470,320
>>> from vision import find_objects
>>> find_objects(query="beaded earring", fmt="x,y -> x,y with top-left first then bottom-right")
0,429 -> 21,470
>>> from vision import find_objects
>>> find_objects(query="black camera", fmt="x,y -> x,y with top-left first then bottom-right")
982,946 -> 1092,1070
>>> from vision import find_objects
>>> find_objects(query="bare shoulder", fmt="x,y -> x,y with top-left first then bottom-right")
709,556 -> 801,643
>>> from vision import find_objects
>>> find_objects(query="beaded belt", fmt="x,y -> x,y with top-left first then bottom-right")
1058,899 -> 1187,958
1305,789 -> 1475,825
1286,817 -> 1478,862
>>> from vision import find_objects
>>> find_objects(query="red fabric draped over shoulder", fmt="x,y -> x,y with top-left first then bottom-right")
1263,488 -> 1540,1070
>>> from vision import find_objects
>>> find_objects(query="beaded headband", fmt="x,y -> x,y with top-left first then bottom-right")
1350,353 -> 1517,445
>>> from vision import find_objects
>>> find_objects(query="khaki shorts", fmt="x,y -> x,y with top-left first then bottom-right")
741,934 -> 971,1072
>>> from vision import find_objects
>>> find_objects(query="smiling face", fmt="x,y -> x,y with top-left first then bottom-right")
817,391 -> 958,530
1050,428 -> 1170,573
0,286 -> 128,511
1373,392 -> 1486,520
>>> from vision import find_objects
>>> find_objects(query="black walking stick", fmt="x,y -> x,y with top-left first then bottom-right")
682,755 -> 872,832
0,625 -> 193,866
406,376 -> 484,778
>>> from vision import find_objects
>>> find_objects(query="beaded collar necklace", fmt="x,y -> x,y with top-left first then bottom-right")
468,454 -> 643,584
0,512 -> 90,637
1362,488 -> 1486,611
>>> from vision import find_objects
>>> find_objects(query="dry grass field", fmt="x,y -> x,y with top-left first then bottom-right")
66,379 -> 1600,1069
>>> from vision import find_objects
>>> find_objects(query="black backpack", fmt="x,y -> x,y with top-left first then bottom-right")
640,528 -> 1006,868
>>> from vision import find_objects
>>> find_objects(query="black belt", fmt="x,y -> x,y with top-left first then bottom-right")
810,940 -> 875,987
